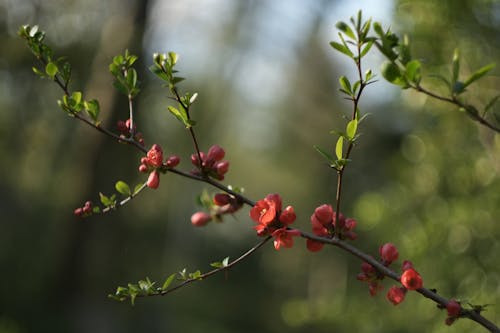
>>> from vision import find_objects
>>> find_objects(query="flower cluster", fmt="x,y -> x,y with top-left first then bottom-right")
138,144 -> 180,189
190,145 -> 230,180
306,204 -> 357,252
117,118 -> 144,145
249,193 -> 300,250
74,200 -> 93,217
356,243 -> 424,305
191,192 -> 244,227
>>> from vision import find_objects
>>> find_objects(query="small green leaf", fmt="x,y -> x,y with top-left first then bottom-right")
71,91 -> 82,105
162,273 -> 177,290
360,41 -> 373,58
167,105 -> 187,125
335,21 -> 356,40
330,41 -> 353,58
115,180 -> 131,196
127,68 -> 137,90
313,145 -> 334,164
346,119 -> 358,140
84,99 -> 100,122
133,183 -> 144,195
45,62 -> 58,78
485,94 -> 500,113
335,136 -> 344,160
381,61 -> 408,88
168,52 -> 178,65
222,257 -> 229,267
339,76 -> 352,95
189,270 -> 202,280
405,60 -> 421,84
32,66 -> 45,77
452,48 -> 460,85
464,63 -> 495,88
172,76 -> 185,84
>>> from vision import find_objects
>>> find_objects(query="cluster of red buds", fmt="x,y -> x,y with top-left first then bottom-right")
191,192 -> 244,227
117,118 -> 144,145
249,193 -> 300,250
357,243 -> 424,305
138,144 -> 180,189
74,200 -> 93,217
190,145 -> 230,180
306,204 -> 357,252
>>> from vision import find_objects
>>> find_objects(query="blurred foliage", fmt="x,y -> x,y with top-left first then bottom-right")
0,0 -> 499,332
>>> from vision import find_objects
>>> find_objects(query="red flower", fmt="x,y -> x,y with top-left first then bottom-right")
147,144 -> 163,167
400,268 -> 423,290
206,144 -> 225,163
250,197 -> 278,225
272,228 -> 301,250
380,243 -> 399,264
387,286 -> 407,305
147,170 -> 160,189
402,260 -> 414,271
314,204 -> 334,225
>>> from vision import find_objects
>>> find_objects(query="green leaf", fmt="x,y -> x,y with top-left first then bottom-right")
189,270 -> 202,280
71,91 -> 82,105
405,60 -> 421,84
313,145 -> 334,164
113,80 -> 128,95
168,52 -> 178,65
335,21 -> 356,40
133,183 -> 144,195
32,66 -> 45,77
346,119 -> 358,140
360,41 -> 373,58
167,105 -> 187,125
381,61 -> 408,88
115,180 -> 131,196
45,62 -> 58,78
127,68 -> 137,90
162,273 -> 177,290
463,63 -> 495,88
84,99 -> 100,122
339,76 -> 352,95
452,48 -> 460,85
330,41 -> 353,58
335,136 -> 344,160
485,94 -> 500,114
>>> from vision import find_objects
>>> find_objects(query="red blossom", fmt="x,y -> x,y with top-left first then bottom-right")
147,144 -> 163,167
213,193 -> 231,206
250,198 -> 277,225
272,228 -> 301,250
206,144 -> 225,163
400,268 -> 423,290
379,243 -> 399,264
314,204 -> 334,225
387,286 -> 407,305
402,260 -> 414,271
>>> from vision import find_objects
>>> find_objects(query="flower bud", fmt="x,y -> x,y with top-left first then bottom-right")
147,170 -> 160,189
306,239 -> 324,252
207,145 -> 225,162
279,206 -> 296,225
387,286 -> 406,305
165,155 -> 180,168
446,299 -> 461,317
213,193 -> 230,206
215,160 -> 229,176
380,243 -> 399,264
138,164 -> 148,173
117,120 -> 128,133
314,204 -> 333,225
74,207 -> 83,216
191,211 -> 212,227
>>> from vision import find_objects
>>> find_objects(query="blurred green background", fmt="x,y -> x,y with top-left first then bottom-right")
1,0 -> 499,332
